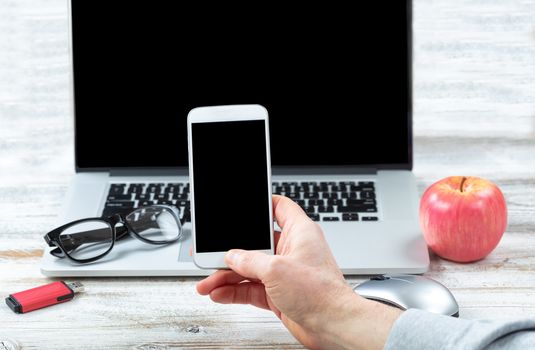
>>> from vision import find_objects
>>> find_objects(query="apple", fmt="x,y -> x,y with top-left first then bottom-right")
419,176 -> 507,263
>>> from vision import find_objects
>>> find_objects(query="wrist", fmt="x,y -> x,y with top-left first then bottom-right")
315,287 -> 402,350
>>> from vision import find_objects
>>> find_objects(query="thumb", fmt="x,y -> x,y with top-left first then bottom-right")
225,249 -> 272,281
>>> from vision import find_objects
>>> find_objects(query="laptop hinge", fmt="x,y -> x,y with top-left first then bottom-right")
272,167 -> 377,176
109,167 -> 377,177
109,168 -> 188,176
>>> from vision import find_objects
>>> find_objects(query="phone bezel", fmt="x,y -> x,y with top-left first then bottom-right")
187,104 -> 274,269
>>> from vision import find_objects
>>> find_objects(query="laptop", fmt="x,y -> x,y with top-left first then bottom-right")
41,0 -> 429,276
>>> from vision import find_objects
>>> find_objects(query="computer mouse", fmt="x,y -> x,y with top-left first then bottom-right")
354,274 -> 459,317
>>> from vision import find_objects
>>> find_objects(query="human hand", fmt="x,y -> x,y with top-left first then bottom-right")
196,195 -> 401,349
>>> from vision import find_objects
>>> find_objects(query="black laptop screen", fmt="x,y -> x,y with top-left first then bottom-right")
72,1 -> 411,169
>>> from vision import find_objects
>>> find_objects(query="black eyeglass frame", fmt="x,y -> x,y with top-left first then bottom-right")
44,205 -> 182,263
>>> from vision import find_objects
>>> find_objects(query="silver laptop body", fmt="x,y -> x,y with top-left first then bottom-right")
41,0 -> 429,276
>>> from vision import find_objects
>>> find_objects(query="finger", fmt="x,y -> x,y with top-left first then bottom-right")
209,282 -> 270,310
272,195 -> 310,230
196,270 -> 247,295
225,249 -> 272,281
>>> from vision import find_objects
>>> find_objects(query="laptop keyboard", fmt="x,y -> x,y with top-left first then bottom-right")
104,183 -> 191,222
103,181 -> 378,223
272,181 -> 378,222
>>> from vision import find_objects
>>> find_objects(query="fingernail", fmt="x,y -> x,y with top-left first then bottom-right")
226,250 -> 239,265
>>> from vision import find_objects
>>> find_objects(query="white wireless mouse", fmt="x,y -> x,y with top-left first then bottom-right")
354,274 -> 459,317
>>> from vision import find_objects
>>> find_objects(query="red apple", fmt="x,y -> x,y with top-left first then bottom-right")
419,176 -> 507,263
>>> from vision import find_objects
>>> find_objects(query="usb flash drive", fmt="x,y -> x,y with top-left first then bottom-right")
5,281 -> 84,314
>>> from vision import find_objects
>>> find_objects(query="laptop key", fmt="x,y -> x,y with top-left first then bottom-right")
318,206 -> 334,213
347,199 -> 376,206
322,193 -> 338,199
105,201 -> 135,208
337,205 -> 375,213
322,216 -> 339,221
102,208 -> 131,218
303,206 -> 316,214
304,193 -> 319,199
342,213 -> 359,221
364,206 -> 377,212
338,204 -> 376,213
308,213 -> 320,221
274,186 -> 284,193
308,199 -> 324,206
146,186 -> 161,194
127,186 -> 143,194
361,191 -> 376,199
294,185 -> 306,192
362,216 -> 378,221
107,194 -> 132,201
109,184 -> 125,193
327,199 -> 343,206
294,199 -> 306,206
165,185 -> 180,193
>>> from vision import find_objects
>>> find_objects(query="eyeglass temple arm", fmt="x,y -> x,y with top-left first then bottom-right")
49,209 -> 174,255
53,226 -> 129,253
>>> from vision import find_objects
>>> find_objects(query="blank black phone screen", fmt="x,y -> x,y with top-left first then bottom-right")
192,120 -> 271,252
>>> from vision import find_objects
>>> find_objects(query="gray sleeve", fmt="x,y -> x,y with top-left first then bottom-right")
384,309 -> 535,350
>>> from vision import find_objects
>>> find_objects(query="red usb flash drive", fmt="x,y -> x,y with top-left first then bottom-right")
5,281 -> 84,314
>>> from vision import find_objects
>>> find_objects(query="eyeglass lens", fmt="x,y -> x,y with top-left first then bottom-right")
59,220 -> 113,260
126,206 -> 181,242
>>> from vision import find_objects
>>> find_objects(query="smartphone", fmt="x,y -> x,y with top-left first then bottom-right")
187,104 -> 274,269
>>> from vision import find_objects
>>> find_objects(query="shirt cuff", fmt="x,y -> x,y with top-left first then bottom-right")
384,309 -> 472,350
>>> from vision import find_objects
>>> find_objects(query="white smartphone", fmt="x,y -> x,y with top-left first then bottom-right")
187,104 -> 274,269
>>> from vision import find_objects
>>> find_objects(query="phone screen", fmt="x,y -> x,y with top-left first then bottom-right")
191,120 -> 271,253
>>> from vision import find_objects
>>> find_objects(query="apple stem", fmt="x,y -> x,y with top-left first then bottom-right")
460,177 -> 467,192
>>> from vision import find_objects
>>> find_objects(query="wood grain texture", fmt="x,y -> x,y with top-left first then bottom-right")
1,0 -> 535,348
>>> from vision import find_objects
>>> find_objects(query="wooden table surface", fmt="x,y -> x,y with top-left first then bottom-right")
1,0 -> 535,348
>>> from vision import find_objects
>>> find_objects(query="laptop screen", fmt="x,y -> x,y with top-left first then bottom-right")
72,1 -> 411,170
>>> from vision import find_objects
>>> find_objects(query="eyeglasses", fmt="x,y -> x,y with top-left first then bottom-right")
44,205 -> 182,263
